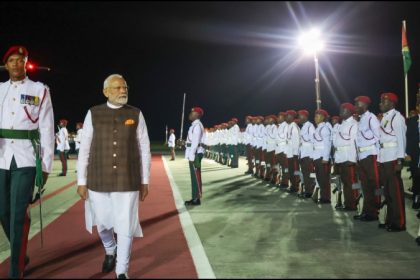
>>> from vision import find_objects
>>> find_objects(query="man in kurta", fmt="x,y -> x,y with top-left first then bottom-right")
185,107 -> 205,206
77,74 -> 151,279
0,45 -> 55,278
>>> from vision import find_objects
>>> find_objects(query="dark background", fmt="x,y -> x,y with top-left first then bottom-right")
1,1 -> 419,141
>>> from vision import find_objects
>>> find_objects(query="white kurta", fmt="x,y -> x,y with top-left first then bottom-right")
0,77 -> 55,173
77,101 -> 151,237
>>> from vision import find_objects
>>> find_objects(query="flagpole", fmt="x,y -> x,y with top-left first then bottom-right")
403,20 -> 409,118
179,93 -> 186,140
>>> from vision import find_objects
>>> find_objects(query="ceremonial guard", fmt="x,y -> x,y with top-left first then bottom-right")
312,109 -> 332,203
353,96 -> 381,221
285,110 -> 301,193
254,116 -> 265,178
298,110 -> 315,198
184,107 -> 205,206
377,92 -> 407,231
168,128 -> 176,161
74,122 -> 84,157
275,112 -> 289,188
333,103 -> 359,211
57,119 -> 70,176
0,46 -> 55,278
244,116 -> 255,174
264,115 -> 277,182
228,118 -> 240,168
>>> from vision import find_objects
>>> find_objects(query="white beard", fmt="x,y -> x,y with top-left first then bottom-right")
115,96 -> 128,105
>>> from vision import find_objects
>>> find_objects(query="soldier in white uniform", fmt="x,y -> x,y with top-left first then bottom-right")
244,116 -> 254,174
312,109 -> 332,203
0,45 -> 55,278
57,119 -> 70,176
168,128 -> 176,160
228,118 -> 240,168
184,107 -> 205,206
254,116 -> 265,178
333,103 -> 359,211
264,115 -> 278,182
353,96 -> 381,221
285,110 -> 301,193
74,122 -> 84,157
275,112 -> 289,188
298,110 -> 315,198
77,74 -> 151,279
377,92 -> 407,232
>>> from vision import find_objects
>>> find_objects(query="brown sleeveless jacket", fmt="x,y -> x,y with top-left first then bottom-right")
87,103 -> 141,192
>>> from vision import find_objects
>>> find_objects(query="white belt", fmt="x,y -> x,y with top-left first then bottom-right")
380,142 -> 397,149
314,145 -> 324,150
301,142 -> 313,147
277,141 -> 286,146
358,144 -> 375,153
335,145 -> 350,152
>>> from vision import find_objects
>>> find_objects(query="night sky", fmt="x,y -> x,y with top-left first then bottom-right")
1,1 -> 419,141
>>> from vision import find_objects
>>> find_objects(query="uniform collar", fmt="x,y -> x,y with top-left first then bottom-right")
9,76 -> 28,85
343,116 -> 354,124
317,122 -> 326,128
192,119 -> 200,125
107,101 -> 123,109
383,108 -> 395,117
360,110 -> 370,118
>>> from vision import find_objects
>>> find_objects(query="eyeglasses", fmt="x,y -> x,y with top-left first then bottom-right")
108,86 -> 129,91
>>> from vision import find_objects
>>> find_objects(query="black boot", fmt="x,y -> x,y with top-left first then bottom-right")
102,250 -> 117,273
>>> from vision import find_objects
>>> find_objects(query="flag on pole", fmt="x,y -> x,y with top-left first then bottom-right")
402,21 -> 412,75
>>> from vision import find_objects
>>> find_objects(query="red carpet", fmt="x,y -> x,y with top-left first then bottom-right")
0,155 -> 198,279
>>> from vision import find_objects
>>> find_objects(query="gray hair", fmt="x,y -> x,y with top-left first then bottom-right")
103,74 -> 124,89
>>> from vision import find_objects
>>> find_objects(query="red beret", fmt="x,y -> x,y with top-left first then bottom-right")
245,115 -> 253,120
191,107 -> 204,116
257,116 -> 264,121
231,118 -> 239,122
286,110 -> 297,117
278,112 -> 287,117
297,110 -> 309,117
381,92 -> 398,103
341,102 -> 355,113
315,109 -> 329,118
59,119 -> 68,126
3,45 -> 28,63
354,96 -> 371,104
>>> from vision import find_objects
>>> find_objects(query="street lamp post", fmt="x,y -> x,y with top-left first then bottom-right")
314,53 -> 321,110
298,28 -> 324,110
